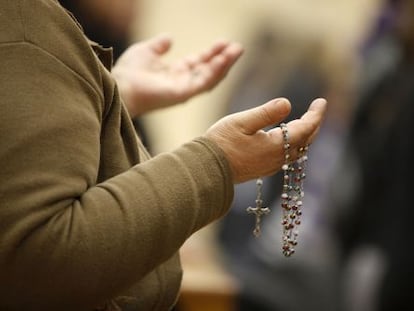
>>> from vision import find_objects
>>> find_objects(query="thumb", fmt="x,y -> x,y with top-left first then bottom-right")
234,98 -> 291,135
148,33 -> 173,55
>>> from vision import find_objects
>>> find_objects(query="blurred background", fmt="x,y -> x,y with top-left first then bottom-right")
135,0 -> 377,153
59,0 -> 414,310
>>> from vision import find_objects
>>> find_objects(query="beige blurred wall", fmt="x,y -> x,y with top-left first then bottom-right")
133,0 -> 382,154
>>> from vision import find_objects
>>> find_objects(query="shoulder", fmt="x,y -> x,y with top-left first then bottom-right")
0,0 -> 103,96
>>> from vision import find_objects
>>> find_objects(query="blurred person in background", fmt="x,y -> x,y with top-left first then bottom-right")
217,1 -> 414,310
217,22 -> 352,311
58,0 -> 153,147
333,0 -> 414,310
58,0 -> 137,60
59,0 -> 151,150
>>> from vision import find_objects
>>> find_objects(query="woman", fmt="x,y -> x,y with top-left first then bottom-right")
0,0 -> 327,310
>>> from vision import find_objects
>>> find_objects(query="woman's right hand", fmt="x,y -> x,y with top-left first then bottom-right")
204,97 -> 327,183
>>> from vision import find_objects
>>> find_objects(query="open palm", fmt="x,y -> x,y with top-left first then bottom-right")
112,34 -> 243,117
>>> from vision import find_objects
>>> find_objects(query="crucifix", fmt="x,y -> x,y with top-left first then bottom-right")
246,178 -> 270,237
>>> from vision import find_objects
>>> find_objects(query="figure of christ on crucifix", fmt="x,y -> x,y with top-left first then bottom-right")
246,178 -> 270,237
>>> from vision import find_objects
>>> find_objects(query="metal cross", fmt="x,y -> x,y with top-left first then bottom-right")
247,201 -> 270,237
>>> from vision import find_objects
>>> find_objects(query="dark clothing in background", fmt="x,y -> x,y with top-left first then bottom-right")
58,0 -> 129,60
58,0 -> 150,148
337,56 -> 414,311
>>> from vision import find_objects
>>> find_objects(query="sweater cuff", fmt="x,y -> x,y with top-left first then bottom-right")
192,136 -> 234,219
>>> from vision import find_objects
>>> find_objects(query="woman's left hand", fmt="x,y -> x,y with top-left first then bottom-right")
112,34 -> 243,117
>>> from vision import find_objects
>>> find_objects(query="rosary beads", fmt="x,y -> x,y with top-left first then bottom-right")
247,123 -> 308,257
280,123 -> 308,257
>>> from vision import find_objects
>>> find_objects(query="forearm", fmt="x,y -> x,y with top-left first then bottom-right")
0,42 -> 233,309
1,137 -> 233,309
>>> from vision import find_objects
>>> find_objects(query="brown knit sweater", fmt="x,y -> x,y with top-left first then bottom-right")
0,0 -> 234,310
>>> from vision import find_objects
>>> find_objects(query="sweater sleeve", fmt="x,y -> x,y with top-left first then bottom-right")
0,42 -> 234,310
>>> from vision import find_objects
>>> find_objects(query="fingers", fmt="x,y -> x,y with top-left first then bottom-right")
179,41 -> 228,70
186,41 -> 243,70
204,41 -> 243,73
269,98 -> 327,154
212,43 -> 243,74
201,42 -> 243,92
298,97 -> 327,143
302,98 -> 328,145
232,98 -> 291,135
209,41 -> 243,64
199,40 -> 233,63
147,33 -> 173,55
205,97 -> 327,183
302,97 -> 328,123
176,42 -> 243,99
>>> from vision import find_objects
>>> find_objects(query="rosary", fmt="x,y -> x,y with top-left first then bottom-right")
247,123 -> 308,257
